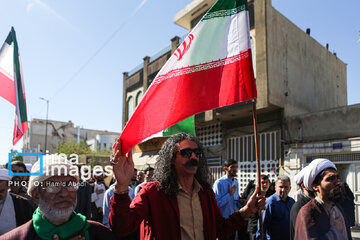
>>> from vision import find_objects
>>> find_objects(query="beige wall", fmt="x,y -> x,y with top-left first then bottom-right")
267,8 -> 347,117
285,104 -> 360,142
253,0 -> 270,110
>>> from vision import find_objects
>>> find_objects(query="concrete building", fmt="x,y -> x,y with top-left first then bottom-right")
284,105 -> 360,224
122,0 -> 349,189
86,134 -> 119,152
23,118 -> 120,154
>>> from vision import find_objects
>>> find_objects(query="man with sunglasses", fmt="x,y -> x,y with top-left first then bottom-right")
109,133 -> 266,240
0,159 -> 116,240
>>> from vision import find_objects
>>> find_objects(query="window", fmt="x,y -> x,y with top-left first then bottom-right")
127,96 -> 135,120
135,91 -> 143,106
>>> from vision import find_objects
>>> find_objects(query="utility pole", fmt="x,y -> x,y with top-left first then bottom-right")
39,97 -> 49,153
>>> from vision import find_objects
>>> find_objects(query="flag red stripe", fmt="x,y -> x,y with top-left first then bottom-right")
120,49 -> 256,154
13,120 -> 28,145
0,72 -> 15,105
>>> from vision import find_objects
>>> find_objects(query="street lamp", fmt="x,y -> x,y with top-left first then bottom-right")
39,97 -> 49,153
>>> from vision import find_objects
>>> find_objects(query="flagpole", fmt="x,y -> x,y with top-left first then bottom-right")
252,98 -> 264,240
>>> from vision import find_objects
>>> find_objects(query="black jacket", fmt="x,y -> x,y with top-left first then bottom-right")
289,192 -> 311,240
75,180 -> 92,219
10,193 -> 35,228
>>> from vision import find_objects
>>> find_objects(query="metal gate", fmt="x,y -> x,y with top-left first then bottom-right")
228,131 -> 280,193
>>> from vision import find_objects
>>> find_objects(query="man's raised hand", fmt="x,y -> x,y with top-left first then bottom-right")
112,138 -> 134,192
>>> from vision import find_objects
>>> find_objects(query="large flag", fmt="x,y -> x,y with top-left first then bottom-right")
120,0 -> 256,154
0,27 -> 28,145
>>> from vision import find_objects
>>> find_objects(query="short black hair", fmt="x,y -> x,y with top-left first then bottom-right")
11,161 -> 26,172
223,159 -> 237,167
144,167 -> 154,174
261,174 -> 269,181
313,167 -> 337,186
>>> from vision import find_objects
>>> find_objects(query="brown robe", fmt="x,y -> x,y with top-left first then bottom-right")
294,199 -> 351,240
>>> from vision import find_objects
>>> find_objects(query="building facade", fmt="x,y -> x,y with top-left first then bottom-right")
23,118 -> 120,154
122,0 -> 349,193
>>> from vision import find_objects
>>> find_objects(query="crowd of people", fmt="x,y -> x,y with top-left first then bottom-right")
0,161 -> 154,238
0,132 -> 356,240
211,156 -> 355,240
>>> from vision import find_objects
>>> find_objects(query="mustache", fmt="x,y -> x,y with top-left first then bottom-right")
54,199 -> 76,205
183,158 -> 199,167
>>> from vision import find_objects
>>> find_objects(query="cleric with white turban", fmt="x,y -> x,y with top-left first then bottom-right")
294,165 -> 309,185
303,158 -> 336,191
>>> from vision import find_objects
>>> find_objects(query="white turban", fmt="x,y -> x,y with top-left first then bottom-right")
294,165 -> 309,185
0,169 -> 12,181
28,158 -> 79,197
303,158 -> 336,191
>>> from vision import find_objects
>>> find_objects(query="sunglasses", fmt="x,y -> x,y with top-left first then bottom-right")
177,148 -> 202,158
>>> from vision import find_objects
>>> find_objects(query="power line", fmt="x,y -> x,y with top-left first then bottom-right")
50,0 -> 149,101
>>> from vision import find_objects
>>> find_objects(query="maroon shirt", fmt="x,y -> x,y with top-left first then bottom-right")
294,199 -> 351,240
109,181 -> 247,240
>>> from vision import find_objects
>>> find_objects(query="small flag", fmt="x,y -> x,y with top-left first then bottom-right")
0,27 -> 28,145
120,0 -> 256,154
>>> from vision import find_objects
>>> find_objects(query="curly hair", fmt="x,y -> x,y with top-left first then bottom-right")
153,133 -> 211,195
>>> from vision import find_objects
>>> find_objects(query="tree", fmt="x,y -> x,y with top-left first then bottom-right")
57,139 -> 91,155
10,149 -> 23,162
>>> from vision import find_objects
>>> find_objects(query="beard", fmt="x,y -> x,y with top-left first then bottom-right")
323,186 -> 342,202
38,195 -> 77,224
228,171 -> 237,178
12,177 -> 22,182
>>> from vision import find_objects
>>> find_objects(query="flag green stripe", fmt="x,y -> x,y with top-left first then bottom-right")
11,28 -> 27,123
5,31 -> 13,45
202,0 -> 248,21
163,116 -> 195,136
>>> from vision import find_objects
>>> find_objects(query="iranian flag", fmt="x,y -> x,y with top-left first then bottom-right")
120,0 -> 256,154
0,27 -> 28,145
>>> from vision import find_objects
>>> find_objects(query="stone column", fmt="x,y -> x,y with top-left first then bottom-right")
143,56 -> 150,91
122,72 -> 128,128
171,36 -> 180,54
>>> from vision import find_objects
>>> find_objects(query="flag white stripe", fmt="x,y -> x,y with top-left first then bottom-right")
0,42 -> 14,81
157,10 -> 250,78
14,57 -> 23,134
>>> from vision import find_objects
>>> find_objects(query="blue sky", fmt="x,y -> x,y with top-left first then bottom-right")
0,0 -> 359,164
